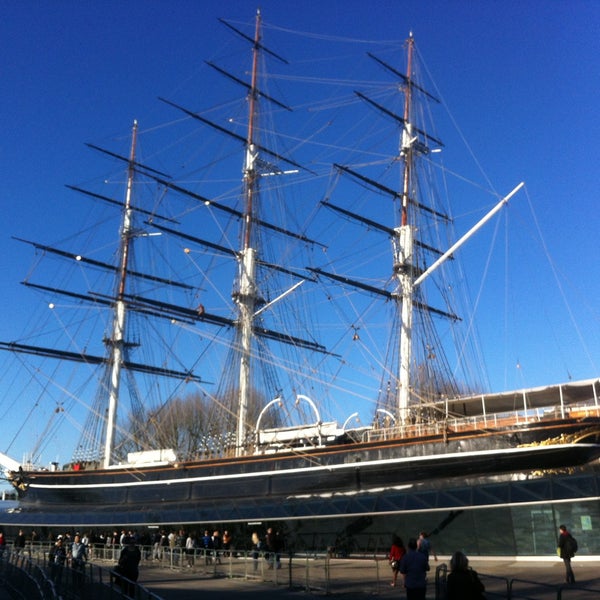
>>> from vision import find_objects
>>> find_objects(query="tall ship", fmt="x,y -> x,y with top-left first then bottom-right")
1,12 -> 599,531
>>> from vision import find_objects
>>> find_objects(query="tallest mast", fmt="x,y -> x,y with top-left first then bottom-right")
397,34 -> 416,425
103,120 -> 138,468
235,10 -> 262,456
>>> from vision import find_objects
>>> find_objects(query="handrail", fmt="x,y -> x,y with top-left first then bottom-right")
0,548 -> 164,600
0,551 -> 58,600
5,545 -> 600,599
365,405 -> 600,444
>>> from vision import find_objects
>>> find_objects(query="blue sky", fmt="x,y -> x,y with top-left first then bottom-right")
1,1 -> 599,465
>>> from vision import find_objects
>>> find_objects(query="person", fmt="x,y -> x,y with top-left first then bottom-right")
168,529 -> 176,561
201,529 -> 214,564
222,530 -> 233,557
70,534 -> 88,570
81,532 -> 91,559
185,532 -> 195,567
48,537 -> 67,582
14,529 -> 26,554
211,530 -> 222,564
446,550 -> 485,600
557,524 -> 576,584
417,531 -> 437,564
152,530 -> 164,561
175,529 -> 185,566
49,536 -> 67,565
265,527 -> 281,569
251,532 -> 262,572
70,534 -> 88,588
275,530 -> 285,566
116,536 -> 141,597
399,537 -> 429,600
168,530 -> 177,554
388,535 -> 406,587
110,530 -> 120,560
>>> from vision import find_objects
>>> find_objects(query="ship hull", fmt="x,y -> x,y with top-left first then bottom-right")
7,419 -> 600,525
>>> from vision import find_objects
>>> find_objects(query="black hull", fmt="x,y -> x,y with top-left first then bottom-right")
6,421 -> 600,526
2,450 -> 600,528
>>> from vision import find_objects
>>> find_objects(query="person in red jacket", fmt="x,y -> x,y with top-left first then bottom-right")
388,535 -> 406,587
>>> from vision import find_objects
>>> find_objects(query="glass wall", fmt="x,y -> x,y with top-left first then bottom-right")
1,465 -> 597,557
275,464 -> 600,556
279,497 -> 600,557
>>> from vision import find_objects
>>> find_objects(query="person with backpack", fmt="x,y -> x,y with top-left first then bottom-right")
557,524 -> 577,584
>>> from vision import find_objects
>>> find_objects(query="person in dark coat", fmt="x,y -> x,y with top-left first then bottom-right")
14,529 -> 26,554
116,536 -> 141,596
399,537 -> 428,600
265,527 -> 282,569
48,537 -> 67,582
446,550 -> 485,600
557,524 -> 576,584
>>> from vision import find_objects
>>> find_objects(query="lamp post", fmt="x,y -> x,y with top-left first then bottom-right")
295,394 -> 322,446
255,396 -> 283,450
342,412 -> 359,431
376,408 -> 396,426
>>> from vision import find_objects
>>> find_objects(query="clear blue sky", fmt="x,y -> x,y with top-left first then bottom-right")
1,1 -> 599,465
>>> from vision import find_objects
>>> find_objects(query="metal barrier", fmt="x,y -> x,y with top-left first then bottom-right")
508,578 -> 600,600
4,544 -> 600,599
476,571 -> 512,599
435,562 -> 447,600
556,585 -> 600,599
0,549 -> 164,600
94,548 -> 600,600
438,566 -> 600,600
0,551 -> 54,600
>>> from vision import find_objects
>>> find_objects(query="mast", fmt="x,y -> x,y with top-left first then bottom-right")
235,10 -> 262,456
103,120 -> 138,468
396,35 -> 416,425
392,36 -> 524,425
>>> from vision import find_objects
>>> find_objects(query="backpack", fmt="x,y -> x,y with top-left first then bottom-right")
566,535 -> 578,555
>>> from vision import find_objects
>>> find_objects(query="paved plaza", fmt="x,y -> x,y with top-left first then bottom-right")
137,557 -> 600,600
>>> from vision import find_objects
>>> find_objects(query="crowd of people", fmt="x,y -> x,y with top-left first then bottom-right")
9,524 -> 283,578
0,523 -> 581,598
35,524 -> 284,590
0,525 -> 285,563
